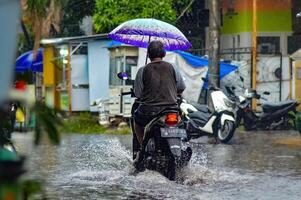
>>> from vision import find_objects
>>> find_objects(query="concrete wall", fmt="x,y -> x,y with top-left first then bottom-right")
220,32 -> 292,56
232,56 -> 291,104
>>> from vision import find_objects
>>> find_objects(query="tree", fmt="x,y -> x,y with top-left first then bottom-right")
93,0 -> 178,33
21,0 -> 68,54
59,0 -> 95,37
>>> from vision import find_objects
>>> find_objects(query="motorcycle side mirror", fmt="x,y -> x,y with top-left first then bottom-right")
117,72 -> 129,80
255,94 -> 261,99
263,91 -> 270,95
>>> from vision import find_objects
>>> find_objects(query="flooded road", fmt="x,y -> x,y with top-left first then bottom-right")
14,130 -> 301,200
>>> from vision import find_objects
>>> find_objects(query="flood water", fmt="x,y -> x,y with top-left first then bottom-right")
14,130 -> 301,200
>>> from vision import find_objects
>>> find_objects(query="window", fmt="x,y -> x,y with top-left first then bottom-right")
109,56 -> 138,86
257,37 -> 280,54
298,69 -> 301,80
288,36 -> 301,54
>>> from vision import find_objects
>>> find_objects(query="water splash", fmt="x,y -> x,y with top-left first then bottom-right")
15,133 -> 301,200
178,150 -> 253,187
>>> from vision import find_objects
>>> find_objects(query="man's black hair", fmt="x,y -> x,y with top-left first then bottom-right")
147,40 -> 165,60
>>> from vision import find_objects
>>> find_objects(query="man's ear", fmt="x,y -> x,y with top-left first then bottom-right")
161,50 -> 166,58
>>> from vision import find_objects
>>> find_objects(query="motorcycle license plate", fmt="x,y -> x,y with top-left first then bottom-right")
160,128 -> 187,138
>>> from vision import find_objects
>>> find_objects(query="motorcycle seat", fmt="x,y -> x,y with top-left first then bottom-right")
262,100 -> 297,113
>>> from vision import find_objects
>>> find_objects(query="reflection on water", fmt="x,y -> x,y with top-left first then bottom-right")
14,131 -> 301,200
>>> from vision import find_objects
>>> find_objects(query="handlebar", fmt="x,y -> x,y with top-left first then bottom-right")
120,88 -> 136,97
121,91 -> 133,96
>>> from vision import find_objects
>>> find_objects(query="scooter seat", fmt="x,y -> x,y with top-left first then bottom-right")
262,100 -> 297,113
190,102 -> 211,113
188,111 -> 212,127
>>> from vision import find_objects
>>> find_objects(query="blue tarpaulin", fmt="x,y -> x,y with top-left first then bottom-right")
175,50 -> 238,78
106,40 -> 125,48
15,48 -> 43,72
175,51 -> 238,89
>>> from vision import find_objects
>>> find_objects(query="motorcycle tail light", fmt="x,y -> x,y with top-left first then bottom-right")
165,113 -> 178,126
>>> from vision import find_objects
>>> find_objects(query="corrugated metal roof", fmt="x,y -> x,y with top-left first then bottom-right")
40,33 -> 109,45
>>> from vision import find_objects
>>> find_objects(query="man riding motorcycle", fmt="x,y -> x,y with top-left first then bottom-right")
133,40 -> 186,167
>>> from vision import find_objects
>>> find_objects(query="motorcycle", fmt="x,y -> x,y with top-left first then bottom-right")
179,83 -> 236,143
117,72 -> 192,181
225,81 -> 300,131
0,101 -> 17,152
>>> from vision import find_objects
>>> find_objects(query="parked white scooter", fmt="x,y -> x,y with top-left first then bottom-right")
180,82 -> 236,143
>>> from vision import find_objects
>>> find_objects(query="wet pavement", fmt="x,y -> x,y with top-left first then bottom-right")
13,130 -> 301,200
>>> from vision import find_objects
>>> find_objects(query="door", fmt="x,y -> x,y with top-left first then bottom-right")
71,55 -> 90,111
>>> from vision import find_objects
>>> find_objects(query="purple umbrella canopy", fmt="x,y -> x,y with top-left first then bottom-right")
109,18 -> 192,51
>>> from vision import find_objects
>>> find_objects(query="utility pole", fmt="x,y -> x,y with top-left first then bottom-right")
252,0 -> 257,110
208,0 -> 221,87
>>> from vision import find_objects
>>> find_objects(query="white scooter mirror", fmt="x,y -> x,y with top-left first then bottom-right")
244,89 -> 255,98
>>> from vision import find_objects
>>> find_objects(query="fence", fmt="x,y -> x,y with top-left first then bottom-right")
188,47 -> 289,104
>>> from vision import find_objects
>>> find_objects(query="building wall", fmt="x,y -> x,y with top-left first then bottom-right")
219,0 -> 292,56
87,40 -> 110,112
221,0 -> 292,34
43,46 -> 61,109
221,32 -> 291,56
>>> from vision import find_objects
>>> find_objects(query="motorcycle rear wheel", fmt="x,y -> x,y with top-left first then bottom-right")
165,159 -> 176,181
218,120 -> 235,143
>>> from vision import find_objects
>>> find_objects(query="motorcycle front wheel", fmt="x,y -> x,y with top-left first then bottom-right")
218,120 -> 235,143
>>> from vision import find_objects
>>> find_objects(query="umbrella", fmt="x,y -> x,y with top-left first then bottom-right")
108,18 -> 191,51
16,48 -> 43,72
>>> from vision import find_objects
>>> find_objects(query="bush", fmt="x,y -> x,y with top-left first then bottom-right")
60,113 -> 106,134
60,113 -> 131,134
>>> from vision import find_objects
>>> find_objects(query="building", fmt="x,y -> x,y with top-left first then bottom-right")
209,0 -> 294,104
220,0 -> 292,56
41,34 -> 110,112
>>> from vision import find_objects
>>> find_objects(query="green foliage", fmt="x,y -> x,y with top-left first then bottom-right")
104,127 -> 131,135
22,180 -> 47,200
32,102 -> 62,145
93,0 -> 177,33
18,34 -> 33,55
26,0 -> 48,16
172,0 -> 192,16
60,113 -> 106,134
60,113 -> 131,134
59,0 -> 95,37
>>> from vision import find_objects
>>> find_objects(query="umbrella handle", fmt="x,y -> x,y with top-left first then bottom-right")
145,36 -> 151,65
145,52 -> 148,65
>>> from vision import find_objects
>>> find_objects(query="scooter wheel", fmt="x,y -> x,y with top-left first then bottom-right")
218,120 -> 235,143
